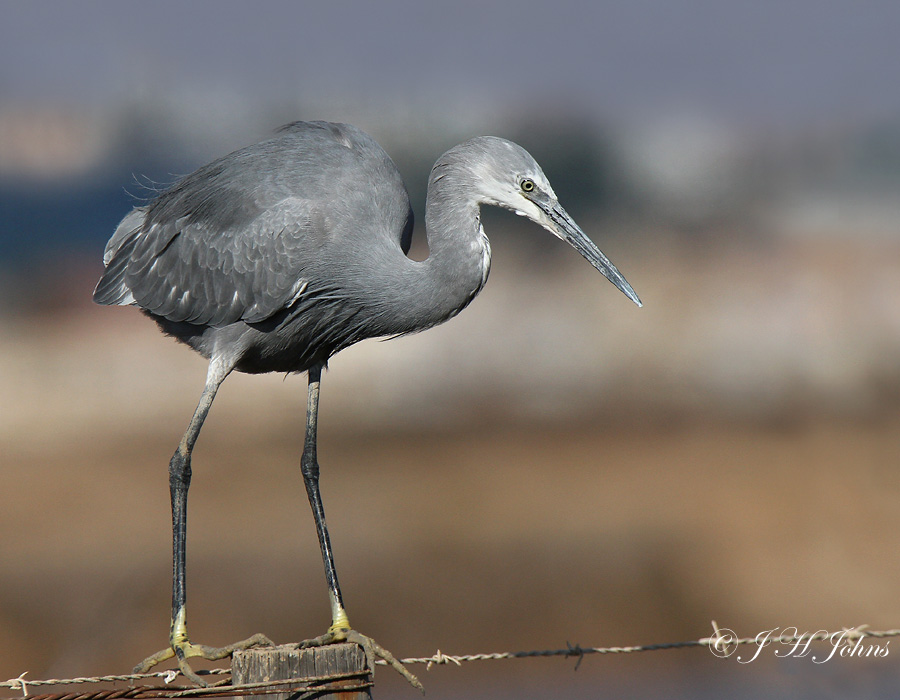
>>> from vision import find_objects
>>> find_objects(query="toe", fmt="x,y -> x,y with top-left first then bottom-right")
133,647 -> 175,674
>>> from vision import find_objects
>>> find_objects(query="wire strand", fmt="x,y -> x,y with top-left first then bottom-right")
4,623 -> 898,700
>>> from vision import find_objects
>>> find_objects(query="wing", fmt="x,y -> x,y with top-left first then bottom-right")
94,200 -> 317,327
94,121 -> 414,329
93,123 -> 367,327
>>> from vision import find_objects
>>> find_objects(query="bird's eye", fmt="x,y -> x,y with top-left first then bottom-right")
520,178 -> 535,193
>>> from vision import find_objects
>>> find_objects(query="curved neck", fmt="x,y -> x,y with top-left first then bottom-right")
363,165 -> 491,338
423,163 -> 492,301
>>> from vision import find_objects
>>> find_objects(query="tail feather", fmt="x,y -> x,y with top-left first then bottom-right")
93,208 -> 146,306
103,207 -> 147,266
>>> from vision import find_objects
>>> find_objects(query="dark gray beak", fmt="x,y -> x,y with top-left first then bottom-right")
537,197 -> 642,307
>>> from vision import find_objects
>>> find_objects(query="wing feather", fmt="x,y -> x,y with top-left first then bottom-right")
94,121 -> 413,332
104,201 -> 317,327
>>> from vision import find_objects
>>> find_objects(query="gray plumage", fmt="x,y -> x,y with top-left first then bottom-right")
95,121 -> 639,375
93,121 -> 640,686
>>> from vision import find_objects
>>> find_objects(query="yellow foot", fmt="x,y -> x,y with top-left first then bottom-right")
134,633 -> 275,686
301,627 -> 423,694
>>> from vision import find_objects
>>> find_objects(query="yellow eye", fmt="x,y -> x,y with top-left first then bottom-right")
521,178 -> 535,193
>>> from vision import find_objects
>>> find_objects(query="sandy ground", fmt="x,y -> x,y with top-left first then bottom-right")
2,233 -> 900,697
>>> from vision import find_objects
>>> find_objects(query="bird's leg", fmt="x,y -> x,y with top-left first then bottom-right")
298,364 -> 348,631
134,360 -> 273,686
298,364 -> 423,693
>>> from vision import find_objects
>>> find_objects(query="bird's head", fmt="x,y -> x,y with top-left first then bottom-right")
437,136 -> 641,307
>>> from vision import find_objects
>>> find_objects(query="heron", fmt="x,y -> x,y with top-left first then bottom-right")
93,120 -> 641,690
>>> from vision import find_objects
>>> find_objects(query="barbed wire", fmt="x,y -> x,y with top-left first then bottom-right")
3,622 -> 898,700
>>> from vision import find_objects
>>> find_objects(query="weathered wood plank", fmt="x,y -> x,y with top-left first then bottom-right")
233,643 -> 372,700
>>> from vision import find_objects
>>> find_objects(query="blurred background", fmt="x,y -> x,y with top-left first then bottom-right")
2,1 -> 900,697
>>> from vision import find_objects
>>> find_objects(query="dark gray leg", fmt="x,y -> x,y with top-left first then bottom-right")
300,363 -> 350,631
134,359 -> 272,685
298,364 -> 422,693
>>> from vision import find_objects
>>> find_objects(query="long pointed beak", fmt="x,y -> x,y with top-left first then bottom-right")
536,197 -> 642,307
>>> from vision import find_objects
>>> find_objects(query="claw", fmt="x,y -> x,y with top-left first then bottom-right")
135,633 -> 275,686
300,627 -> 423,694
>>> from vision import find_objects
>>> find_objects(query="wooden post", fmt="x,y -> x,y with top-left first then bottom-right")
233,643 -> 372,700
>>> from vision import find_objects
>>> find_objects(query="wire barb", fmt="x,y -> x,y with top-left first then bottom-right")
5,673 -> 27,698
424,650 -> 462,671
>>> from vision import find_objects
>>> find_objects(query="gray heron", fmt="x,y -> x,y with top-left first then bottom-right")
94,121 -> 641,689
